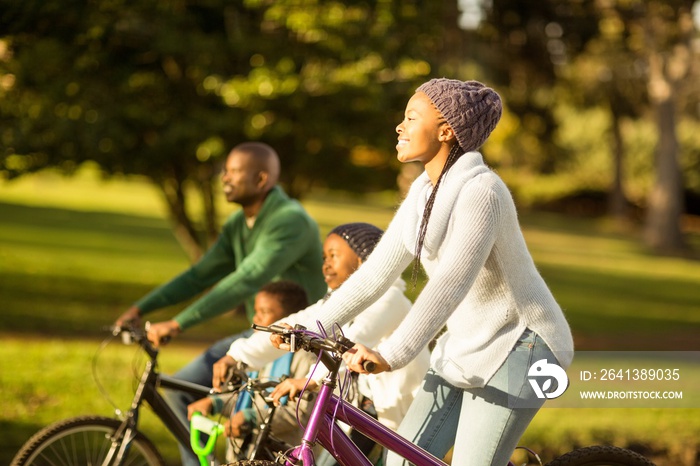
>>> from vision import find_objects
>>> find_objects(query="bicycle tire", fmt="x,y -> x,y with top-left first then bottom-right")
545,445 -> 656,466
10,415 -> 165,466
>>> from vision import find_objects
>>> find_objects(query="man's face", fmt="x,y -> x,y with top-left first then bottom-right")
221,151 -> 263,205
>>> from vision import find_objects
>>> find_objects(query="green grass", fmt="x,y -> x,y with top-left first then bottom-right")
0,335 -> 205,464
1,169 -> 699,465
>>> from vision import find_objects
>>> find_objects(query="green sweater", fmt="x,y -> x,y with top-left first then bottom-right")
135,186 -> 326,330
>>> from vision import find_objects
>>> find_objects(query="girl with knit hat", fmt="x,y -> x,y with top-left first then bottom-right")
276,79 -> 574,466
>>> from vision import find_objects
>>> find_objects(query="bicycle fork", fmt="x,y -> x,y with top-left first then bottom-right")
101,359 -> 155,466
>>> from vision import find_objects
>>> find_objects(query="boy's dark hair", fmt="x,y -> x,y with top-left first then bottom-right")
259,281 -> 309,317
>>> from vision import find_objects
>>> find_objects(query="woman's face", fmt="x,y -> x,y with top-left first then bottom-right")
323,233 -> 361,290
395,92 -> 447,166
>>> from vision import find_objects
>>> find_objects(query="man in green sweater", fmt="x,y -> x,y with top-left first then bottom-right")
114,141 -> 326,466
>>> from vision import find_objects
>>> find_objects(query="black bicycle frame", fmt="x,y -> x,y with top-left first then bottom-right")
110,357 -> 212,464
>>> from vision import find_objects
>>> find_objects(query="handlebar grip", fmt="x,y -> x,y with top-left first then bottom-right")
252,323 -> 290,333
363,360 -> 376,373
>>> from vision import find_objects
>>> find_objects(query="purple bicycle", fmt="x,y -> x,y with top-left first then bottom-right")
229,324 -> 655,466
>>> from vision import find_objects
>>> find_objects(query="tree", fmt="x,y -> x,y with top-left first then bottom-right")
638,1 -> 696,252
0,0 -> 457,259
558,3 -> 648,221
470,0 -> 599,174
472,0 -> 698,253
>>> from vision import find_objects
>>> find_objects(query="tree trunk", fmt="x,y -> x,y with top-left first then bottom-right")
643,95 -> 685,252
197,162 -> 219,247
156,169 -> 204,263
608,108 -> 629,220
641,2 -> 689,253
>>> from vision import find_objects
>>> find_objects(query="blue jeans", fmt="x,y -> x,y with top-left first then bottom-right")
167,329 -> 254,466
386,329 -> 557,466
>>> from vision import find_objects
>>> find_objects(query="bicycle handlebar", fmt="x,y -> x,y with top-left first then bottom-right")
114,323 -> 253,398
252,323 -> 376,373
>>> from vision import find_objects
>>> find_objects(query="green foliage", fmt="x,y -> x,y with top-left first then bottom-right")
0,0 -> 465,255
0,0 -> 453,192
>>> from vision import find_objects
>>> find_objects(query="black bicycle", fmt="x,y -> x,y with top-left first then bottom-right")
10,324 -> 294,466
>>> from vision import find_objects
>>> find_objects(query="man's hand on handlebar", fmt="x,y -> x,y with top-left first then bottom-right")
114,306 -> 142,329
343,343 -> 391,375
145,320 -> 181,348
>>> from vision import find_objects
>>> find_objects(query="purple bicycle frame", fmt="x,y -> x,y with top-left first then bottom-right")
285,382 -> 448,466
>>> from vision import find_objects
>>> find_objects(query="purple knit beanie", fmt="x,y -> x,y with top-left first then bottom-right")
416,78 -> 502,153
329,222 -> 383,262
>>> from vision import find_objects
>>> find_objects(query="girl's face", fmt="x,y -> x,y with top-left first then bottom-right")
396,91 -> 457,184
395,92 -> 448,165
323,233 -> 361,290
252,291 -> 288,327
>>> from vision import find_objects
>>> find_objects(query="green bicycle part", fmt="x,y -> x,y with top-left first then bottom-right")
190,412 -> 226,466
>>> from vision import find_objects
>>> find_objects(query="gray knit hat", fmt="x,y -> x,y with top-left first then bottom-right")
416,78 -> 502,153
328,223 -> 383,262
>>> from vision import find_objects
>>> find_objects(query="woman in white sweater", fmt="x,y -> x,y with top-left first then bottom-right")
277,79 -> 575,466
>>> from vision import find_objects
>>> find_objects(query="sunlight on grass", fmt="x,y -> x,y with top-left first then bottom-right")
0,336 -> 206,465
1,163 -> 169,218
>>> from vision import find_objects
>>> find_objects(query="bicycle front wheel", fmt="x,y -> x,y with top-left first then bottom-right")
10,415 -> 165,466
545,445 -> 656,466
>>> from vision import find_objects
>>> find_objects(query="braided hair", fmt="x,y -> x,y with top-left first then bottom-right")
411,143 -> 462,284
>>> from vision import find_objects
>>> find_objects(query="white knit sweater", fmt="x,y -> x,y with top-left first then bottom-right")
314,152 -> 574,388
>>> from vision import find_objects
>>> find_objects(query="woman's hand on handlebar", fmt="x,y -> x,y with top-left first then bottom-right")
211,355 -> 237,393
343,343 -> 391,375
270,377 -> 317,406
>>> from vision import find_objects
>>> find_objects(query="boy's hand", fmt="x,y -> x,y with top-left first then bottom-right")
187,397 -> 214,420
270,378 -> 317,406
269,322 -> 293,350
211,355 -> 237,392
225,411 -> 251,438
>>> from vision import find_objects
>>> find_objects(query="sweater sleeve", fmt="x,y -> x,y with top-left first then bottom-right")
173,208 -> 321,330
341,279 -> 411,349
377,176 -> 502,370
227,301 -> 325,369
134,228 -> 239,314
312,208 -> 414,333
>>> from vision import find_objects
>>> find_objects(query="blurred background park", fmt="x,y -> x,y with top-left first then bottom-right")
1,1 -> 700,465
